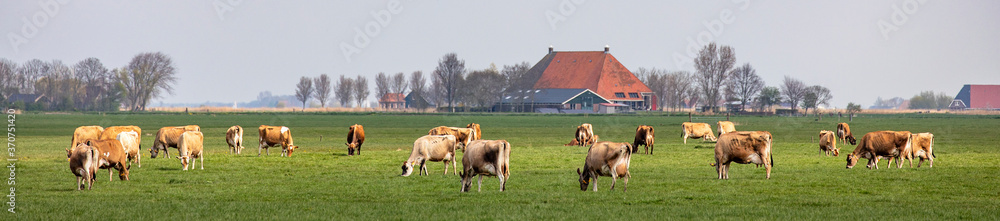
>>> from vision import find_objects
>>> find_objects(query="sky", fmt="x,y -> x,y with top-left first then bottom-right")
2,0 -> 998,108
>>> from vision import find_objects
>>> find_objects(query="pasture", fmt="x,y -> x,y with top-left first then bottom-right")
11,112 -> 1000,219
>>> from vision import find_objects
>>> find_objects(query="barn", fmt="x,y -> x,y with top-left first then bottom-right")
951,84 -> 1000,110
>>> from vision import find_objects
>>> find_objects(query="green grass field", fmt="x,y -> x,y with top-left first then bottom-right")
8,112 -> 1000,220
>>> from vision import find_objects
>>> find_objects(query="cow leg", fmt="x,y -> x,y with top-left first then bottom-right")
443,160 -> 449,175
200,155 -> 204,170
683,134 -> 688,144
477,175 -> 483,192
358,144 -> 362,155
591,176 -> 598,192
649,144 -> 653,155
622,172 -> 629,192
452,158 -> 458,175
498,173 -> 506,192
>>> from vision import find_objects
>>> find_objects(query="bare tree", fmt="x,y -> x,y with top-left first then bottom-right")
391,72 -> 407,94
665,71 -> 694,111
726,63 -> 764,111
353,75 -> 369,108
295,77 -> 313,109
374,72 -> 390,101
118,52 -> 178,111
408,71 -> 429,109
501,62 -> 532,112
635,67 -> 668,111
433,53 -> 465,112
73,58 -> 111,110
335,75 -> 353,107
693,43 -> 736,110
313,74 -> 332,108
0,59 -> 18,99
781,76 -> 807,112
17,59 -> 47,94
463,68 -> 504,110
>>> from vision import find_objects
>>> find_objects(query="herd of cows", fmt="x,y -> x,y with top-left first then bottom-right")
62,120 -> 937,192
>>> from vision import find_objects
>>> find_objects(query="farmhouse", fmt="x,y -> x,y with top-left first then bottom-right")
951,84 -> 1000,110
378,93 -> 406,109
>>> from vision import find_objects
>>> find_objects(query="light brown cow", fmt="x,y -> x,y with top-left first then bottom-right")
345,124 -> 365,156
903,132 -> 935,168
226,126 -> 244,154
575,123 -> 595,146
681,122 -> 716,144
460,139 -> 511,192
401,135 -> 458,176
717,121 -> 735,136
151,125 -> 200,158
632,125 -> 655,154
178,131 -> 204,170
466,123 -> 482,140
713,131 -> 773,179
99,125 -> 142,143
577,141 -> 631,192
66,143 -> 99,190
258,125 -> 298,157
117,131 -> 141,168
428,126 -> 476,150
818,130 -> 839,156
71,126 -> 104,149
837,123 -> 857,145
86,139 -> 130,181
846,131 -> 912,169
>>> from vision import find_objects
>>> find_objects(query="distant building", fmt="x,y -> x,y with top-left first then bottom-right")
6,93 -> 44,104
951,84 -> 1000,110
405,92 -> 433,109
495,88 -> 609,113
378,93 -> 406,109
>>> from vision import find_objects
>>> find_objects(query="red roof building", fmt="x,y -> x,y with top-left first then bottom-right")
378,93 -> 406,109
953,84 -> 1000,109
527,46 -> 654,110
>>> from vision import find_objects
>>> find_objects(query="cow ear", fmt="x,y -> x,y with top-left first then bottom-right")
86,140 -> 93,146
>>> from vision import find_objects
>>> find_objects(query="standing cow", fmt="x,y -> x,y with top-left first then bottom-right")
846,131 -> 912,169
575,123 -> 596,146
903,132 -> 935,168
345,124 -> 365,156
713,131 -> 773,179
258,125 -> 299,157
818,130 -> 839,156
178,131 -> 204,170
837,123 -> 857,145
226,126 -> 244,154
632,125 -> 655,154
151,125 -> 201,158
717,121 -> 735,136
577,141 -> 632,192
117,131 -> 141,168
460,139 -> 511,192
67,143 -> 99,190
87,139 -> 130,181
428,126 -> 476,151
401,135 -> 458,176
681,122 -> 717,144
71,126 -> 104,150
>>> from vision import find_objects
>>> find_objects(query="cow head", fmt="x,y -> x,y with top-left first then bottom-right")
400,161 -> 414,176
847,135 -> 857,145
577,168 -> 591,191
177,156 -> 189,170
846,154 -> 859,169
832,148 -> 840,157
119,168 -> 129,180
285,145 -> 298,157
345,142 -> 357,155
459,171 -> 473,192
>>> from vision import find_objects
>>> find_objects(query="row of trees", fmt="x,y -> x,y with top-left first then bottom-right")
0,52 -> 177,111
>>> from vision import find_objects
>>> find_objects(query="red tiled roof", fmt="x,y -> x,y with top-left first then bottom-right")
970,85 -> 1000,109
531,51 -> 651,101
379,93 -> 405,103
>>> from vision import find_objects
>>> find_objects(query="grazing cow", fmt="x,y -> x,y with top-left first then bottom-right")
226,126 -> 244,154
577,141 -> 632,192
713,131 -> 774,179
632,125 -> 655,154
681,122 -> 717,144
575,123 -> 596,146
466,123 -> 482,140
428,126 -> 476,150
460,139 -> 511,192
903,132 -> 935,168
71,126 -> 104,150
86,139 -> 130,181
67,143 -> 99,190
99,125 -> 142,143
150,125 -> 200,158
818,130 -> 839,156
116,131 -> 141,168
177,131 -> 204,170
401,135 -> 459,176
837,123 -> 857,145
717,121 -> 735,136
258,125 -> 299,157
345,124 -> 365,156
846,131 -> 912,169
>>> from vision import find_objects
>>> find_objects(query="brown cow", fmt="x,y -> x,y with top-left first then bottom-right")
713,131 -> 773,179
99,125 -> 142,143
460,139 -> 511,192
903,132 -> 935,168
717,121 -> 735,136
86,139 -> 130,181
67,143 -> 99,190
681,122 -> 716,144
226,126 -> 244,154
71,126 -> 104,149
632,125 -> 655,154
117,131 -> 141,168
818,130 -> 839,156
846,131 -> 912,169
178,131 -> 204,170
401,135 -> 458,176
577,141 -> 631,192
466,123 -> 482,140
837,123 -> 857,145
150,125 -> 200,158
428,126 -> 476,150
575,123 -> 595,146
345,124 -> 365,156
258,125 -> 298,157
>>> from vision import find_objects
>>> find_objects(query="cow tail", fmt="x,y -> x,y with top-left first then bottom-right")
770,153 -> 774,168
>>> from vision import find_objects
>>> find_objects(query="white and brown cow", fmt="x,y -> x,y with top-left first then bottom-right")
903,132 -> 935,168
575,123 -> 596,146
150,125 -> 200,158
460,139 -> 511,192
71,126 -> 104,150
837,123 -> 857,145
713,131 -> 773,179
345,124 -> 365,156
178,131 -> 204,170
258,125 -> 298,157
100,125 -> 141,143
226,125 -> 244,154
717,121 -> 735,136
818,130 -> 839,156
577,141 -> 631,192
66,143 -> 99,190
401,135 -> 459,176
682,122 -> 717,144
428,126 -> 476,151
846,131 -> 912,169
87,139 -> 130,181
632,125 -> 655,154
116,131 -> 141,168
